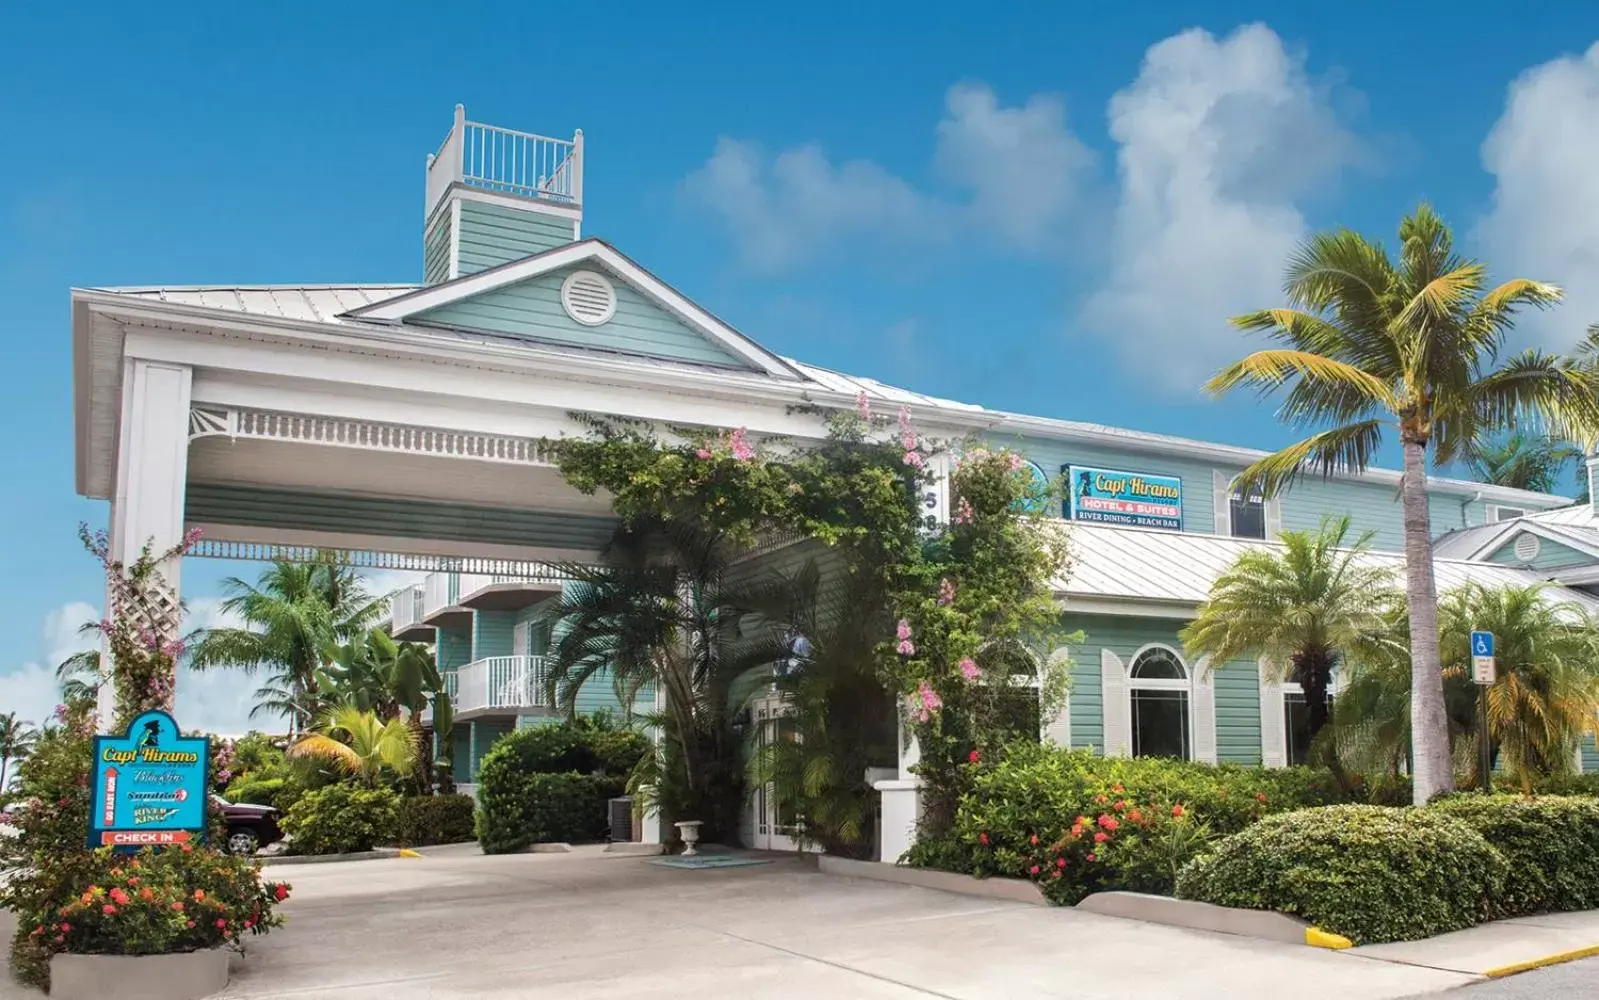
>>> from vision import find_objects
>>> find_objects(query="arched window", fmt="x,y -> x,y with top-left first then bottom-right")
1129,646 -> 1191,759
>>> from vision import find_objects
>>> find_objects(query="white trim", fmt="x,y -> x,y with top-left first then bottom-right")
343,240 -> 801,379
1058,597 -> 1198,619
448,198 -> 461,281
1191,655 -> 1218,764
1487,503 -> 1529,524
1101,649 -> 1130,757
447,183 -> 584,222
1124,644 -> 1197,762
188,522 -> 605,565
1466,520 -> 1599,563
1259,658 -> 1287,768
1042,644 -> 1074,747
1127,642 -> 1191,683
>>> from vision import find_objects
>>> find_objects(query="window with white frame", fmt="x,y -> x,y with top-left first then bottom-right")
1129,646 -> 1191,759
1229,487 -> 1266,539
1487,504 -> 1528,523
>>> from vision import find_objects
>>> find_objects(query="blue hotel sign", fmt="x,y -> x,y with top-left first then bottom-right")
88,710 -> 210,849
1066,464 -> 1183,530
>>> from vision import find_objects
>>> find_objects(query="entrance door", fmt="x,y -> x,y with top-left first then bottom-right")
749,696 -> 804,851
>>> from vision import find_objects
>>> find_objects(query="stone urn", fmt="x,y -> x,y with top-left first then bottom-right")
674,820 -> 704,856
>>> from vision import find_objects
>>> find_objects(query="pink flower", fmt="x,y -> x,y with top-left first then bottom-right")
902,450 -> 924,468
914,681 -> 942,722
1086,853 -> 1097,863
216,919 -> 227,929
1093,831 -> 1109,844
952,497 -> 975,525
183,526 -> 204,548
898,407 -> 916,450
1029,864 -> 1040,875
729,428 -> 756,462
896,620 -> 913,641
160,638 -> 186,658
959,657 -> 981,681
1008,453 -> 1025,471
102,905 -> 116,915
1056,857 -> 1066,869
896,640 -> 916,655
979,832 -> 990,845
937,579 -> 955,606
969,750 -> 981,764
695,448 -> 712,460
855,391 -> 870,420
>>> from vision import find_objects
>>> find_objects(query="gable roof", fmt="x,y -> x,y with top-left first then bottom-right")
343,238 -> 801,379
1433,504 -> 1599,563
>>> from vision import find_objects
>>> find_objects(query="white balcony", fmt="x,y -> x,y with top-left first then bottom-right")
426,105 -> 583,221
457,569 -> 568,611
453,655 -> 551,718
422,572 -> 472,630
388,585 -> 432,641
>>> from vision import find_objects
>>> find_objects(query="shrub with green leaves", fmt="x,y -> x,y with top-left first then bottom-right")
396,794 -> 478,847
1428,794 -> 1599,918
906,744 -> 1338,903
1176,805 -> 1508,944
226,777 -> 286,807
476,772 -> 618,853
281,784 -> 399,855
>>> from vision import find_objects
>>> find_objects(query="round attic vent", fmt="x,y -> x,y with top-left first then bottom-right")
560,270 -> 617,326
1513,533 -> 1541,562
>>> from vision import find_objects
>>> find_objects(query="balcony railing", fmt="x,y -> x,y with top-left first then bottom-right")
425,104 -> 583,219
457,568 -> 571,601
454,655 -> 550,715
389,585 -> 425,634
422,572 -> 461,619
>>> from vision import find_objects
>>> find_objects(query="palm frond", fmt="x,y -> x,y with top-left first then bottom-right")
1233,420 -> 1388,497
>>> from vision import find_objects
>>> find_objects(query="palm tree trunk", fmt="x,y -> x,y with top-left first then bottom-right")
1,755 -> 9,795
1400,436 -> 1454,802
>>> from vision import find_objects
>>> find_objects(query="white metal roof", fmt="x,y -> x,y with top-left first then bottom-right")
75,280 -> 1570,508
1058,522 -> 1599,616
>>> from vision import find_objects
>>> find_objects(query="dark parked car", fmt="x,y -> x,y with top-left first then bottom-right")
212,795 -> 284,855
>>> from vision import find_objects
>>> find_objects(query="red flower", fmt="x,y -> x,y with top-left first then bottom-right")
126,876 -> 139,886
193,889 -> 206,902
1070,823 -> 1084,838
139,888 -> 154,901
1111,783 -> 1124,794
1095,794 -> 1108,804
58,923 -> 70,933
1086,853 -> 1097,863
1029,834 -> 1039,846
108,888 -> 129,906
1256,793 -> 1268,804
1129,809 -> 1143,823
1028,865 -> 1040,875
186,920 -> 196,929
216,919 -> 227,929
1097,815 -> 1119,831
979,832 -> 990,846
172,902 -> 184,913
243,919 -> 254,929
968,750 -> 981,764
102,905 -> 116,915
1113,799 -> 1126,812
273,884 -> 290,902
1094,832 -> 1109,844
54,934 -> 64,944
1171,804 -> 1185,818
181,844 -> 192,853
1056,857 -> 1066,868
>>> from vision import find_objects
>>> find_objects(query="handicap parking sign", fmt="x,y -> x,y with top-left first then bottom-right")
1471,631 -> 1495,657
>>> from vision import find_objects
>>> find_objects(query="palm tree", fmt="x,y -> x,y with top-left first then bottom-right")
287,705 -> 418,786
1181,516 -> 1402,750
1466,431 -> 1580,493
0,713 -> 39,794
55,644 -> 101,710
1206,205 -> 1598,802
541,518 -> 762,841
1438,583 -> 1599,792
317,629 -> 450,793
188,560 -> 388,734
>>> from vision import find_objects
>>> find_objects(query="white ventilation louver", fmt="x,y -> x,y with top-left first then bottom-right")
560,270 -> 617,326
1513,533 -> 1541,562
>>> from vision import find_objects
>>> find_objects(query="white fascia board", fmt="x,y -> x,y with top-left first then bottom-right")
342,240 -> 801,380
1056,595 -> 1198,620
189,523 -> 604,566
449,184 -> 583,222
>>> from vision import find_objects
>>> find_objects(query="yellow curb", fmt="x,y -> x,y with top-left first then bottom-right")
1484,943 -> 1599,979
397,849 -> 422,858
1305,928 -> 1353,950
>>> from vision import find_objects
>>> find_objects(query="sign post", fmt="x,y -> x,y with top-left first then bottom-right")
87,710 -> 210,850
1471,631 -> 1495,794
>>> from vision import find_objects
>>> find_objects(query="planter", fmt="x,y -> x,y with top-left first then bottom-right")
50,947 -> 230,1000
674,820 -> 704,856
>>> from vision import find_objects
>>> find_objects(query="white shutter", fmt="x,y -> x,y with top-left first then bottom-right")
1259,658 -> 1286,768
1212,471 -> 1231,535
1101,649 -> 1129,757
1265,497 -> 1284,539
1192,656 -> 1218,764
1042,644 -> 1074,746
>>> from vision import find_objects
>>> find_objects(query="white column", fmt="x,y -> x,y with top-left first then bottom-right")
874,710 -> 923,862
99,360 -> 192,726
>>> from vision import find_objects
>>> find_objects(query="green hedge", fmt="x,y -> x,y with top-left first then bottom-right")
1176,805 -> 1507,944
1429,795 -> 1599,919
281,784 -> 399,855
225,777 -> 285,807
396,794 -> 478,847
477,772 -> 620,854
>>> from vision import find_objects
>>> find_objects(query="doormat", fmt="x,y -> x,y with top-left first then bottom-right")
650,855 -> 772,870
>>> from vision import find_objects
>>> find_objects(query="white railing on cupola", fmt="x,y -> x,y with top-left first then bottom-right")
426,104 -> 583,219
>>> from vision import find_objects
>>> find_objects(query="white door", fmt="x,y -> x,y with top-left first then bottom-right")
512,621 -> 532,658
749,696 -> 804,852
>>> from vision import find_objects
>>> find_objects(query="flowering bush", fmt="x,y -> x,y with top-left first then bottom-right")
1428,794 -> 1599,918
905,744 -> 1339,903
1176,806 -> 1507,944
1,725 -> 289,990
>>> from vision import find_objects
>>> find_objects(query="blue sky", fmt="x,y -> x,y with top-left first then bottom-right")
3,2 -> 1599,730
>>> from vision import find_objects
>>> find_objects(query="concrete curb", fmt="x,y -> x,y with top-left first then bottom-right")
261,848 -> 403,866
1484,943 -> 1599,978
603,842 -> 665,856
51,947 -> 229,1000
816,856 -> 1047,905
1076,892 -> 1352,949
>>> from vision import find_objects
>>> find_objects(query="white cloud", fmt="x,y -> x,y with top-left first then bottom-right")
1078,23 -> 1362,388
0,662 -> 60,733
1478,41 -> 1599,350
935,83 -> 1096,249
683,137 -> 928,272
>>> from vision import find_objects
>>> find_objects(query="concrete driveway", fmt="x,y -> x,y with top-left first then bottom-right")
177,845 -> 1476,999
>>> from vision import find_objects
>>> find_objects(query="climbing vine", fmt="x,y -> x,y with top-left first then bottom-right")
543,396 -> 1070,843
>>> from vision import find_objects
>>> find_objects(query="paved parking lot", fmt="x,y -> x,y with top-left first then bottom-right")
178,845 -> 1478,999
